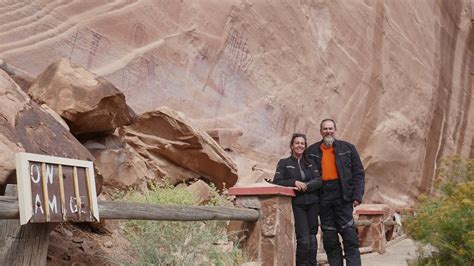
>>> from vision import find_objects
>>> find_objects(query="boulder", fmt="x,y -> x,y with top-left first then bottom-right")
89,146 -> 151,190
205,128 -> 243,151
84,134 -> 200,189
0,59 -> 33,92
185,180 -> 213,205
119,107 -> 238,189
40,104 -> 70,131
27,59 -> 135,137
0,69 -> 101,190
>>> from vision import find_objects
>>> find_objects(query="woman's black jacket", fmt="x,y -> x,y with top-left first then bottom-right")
272,155 -> 322,205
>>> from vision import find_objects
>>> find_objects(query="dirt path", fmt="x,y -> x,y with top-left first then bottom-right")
361,238 -> 418,266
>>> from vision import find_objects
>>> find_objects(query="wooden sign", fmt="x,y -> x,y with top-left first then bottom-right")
16,152 -> 99,225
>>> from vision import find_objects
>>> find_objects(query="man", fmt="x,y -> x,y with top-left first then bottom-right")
306,119 -> 365,266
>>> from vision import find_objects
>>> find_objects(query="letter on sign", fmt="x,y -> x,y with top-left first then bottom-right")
16,152 -> 99,225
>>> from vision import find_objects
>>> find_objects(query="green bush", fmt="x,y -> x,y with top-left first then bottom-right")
121,182 -> 244,265
406,155 -> 474,265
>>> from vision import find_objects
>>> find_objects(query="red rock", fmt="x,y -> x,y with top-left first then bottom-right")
27,59 -> 135,137
205,128 -> 243,150
0,69 -> 100,188
119,107 -> 238,189
84,134 -> 201,189
185,180 -> 213,205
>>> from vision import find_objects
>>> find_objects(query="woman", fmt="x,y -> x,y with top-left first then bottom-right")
273,133 -> 322,265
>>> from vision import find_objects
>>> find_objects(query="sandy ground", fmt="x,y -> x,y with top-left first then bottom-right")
315,237 -> 419,266
361,238 -> 418,266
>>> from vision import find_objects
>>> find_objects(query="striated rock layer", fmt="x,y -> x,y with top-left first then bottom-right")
1,0 -> 473,206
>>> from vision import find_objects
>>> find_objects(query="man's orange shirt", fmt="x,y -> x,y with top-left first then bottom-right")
321,144 -> 339,181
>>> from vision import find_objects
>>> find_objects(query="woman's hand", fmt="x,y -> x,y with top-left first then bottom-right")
294,181 -> 307,192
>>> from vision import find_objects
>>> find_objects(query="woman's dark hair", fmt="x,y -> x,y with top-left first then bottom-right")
290,133 -> 311,167
290,133 -> 307,150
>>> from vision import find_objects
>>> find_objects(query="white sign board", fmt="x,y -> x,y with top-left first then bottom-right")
16,152 -> 99,225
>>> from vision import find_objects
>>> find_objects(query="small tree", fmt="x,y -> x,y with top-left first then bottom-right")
406,155 -> 474,265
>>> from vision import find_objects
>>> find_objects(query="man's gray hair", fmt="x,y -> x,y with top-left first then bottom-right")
320,118 -> 337,130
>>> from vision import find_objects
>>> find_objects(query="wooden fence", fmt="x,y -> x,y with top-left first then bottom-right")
1,183 -> 398,266
0,197 -> 260,221
0,184 -> 258,266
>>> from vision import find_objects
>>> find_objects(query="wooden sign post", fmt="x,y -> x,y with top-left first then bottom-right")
16,152 -> 99,225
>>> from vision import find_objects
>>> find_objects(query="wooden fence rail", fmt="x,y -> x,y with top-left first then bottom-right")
1,197 -> 399,225
0,196 -> 260,222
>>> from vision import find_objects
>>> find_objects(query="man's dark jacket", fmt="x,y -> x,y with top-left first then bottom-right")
305,140 -> 365,203
272,155 -> 322,205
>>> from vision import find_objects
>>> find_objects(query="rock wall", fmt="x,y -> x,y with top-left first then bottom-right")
0,0 -> 473,206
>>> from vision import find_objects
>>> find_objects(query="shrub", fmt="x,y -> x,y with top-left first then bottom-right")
121,182 -> 244,265
406,155 -> 474,265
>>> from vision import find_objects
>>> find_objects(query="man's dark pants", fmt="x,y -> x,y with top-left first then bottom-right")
293,201 -> 319,265
320,180 -> 361,266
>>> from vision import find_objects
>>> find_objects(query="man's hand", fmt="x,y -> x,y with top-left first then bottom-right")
353,200 -> 361,207
294,181 -> 307,192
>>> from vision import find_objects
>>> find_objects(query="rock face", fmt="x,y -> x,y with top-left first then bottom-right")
84,131 -> 204,190
119,107 -> 238,189
0,69 -> 97,187
27,59 -> 135,137
84,135 -> 155,190
185,180 -> 213,205
1,0 -> 474,206
205,128 -> 243,151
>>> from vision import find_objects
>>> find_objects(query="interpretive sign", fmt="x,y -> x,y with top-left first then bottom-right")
16,152 -> 99,225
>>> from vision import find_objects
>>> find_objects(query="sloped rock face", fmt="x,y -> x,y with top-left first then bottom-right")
27,59 -> 135,137
206,128 -> 243,151
0,59 -> 33,92
0,0 -> 473,205
84,134 -> 201,189
119,107 -> 238,189
0,69 -> 97,187
84,135 -> 154,190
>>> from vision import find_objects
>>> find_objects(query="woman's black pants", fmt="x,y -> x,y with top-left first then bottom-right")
292,202 -> 319,265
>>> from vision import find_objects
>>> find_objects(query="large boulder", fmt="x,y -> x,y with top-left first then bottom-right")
84,136 -> 152,190
0,69 -> 100,189
119,107 -> 238,189
84,134 -> 200,189
27,59 -> 135,137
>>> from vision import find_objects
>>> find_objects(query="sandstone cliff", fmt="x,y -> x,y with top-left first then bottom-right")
1,0 -> 473,206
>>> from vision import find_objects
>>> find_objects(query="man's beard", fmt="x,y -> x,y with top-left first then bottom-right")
323,135 -> 335,146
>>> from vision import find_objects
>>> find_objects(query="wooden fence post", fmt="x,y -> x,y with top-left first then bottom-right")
0,184 -> 53,265
229,184 -> 296,266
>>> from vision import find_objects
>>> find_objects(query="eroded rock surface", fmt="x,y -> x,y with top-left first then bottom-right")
84,133 -> 201,189
119,107 -> 238,189
28,59 -> 135,137
185,179 -> 213,205
0,69 -> 97,187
